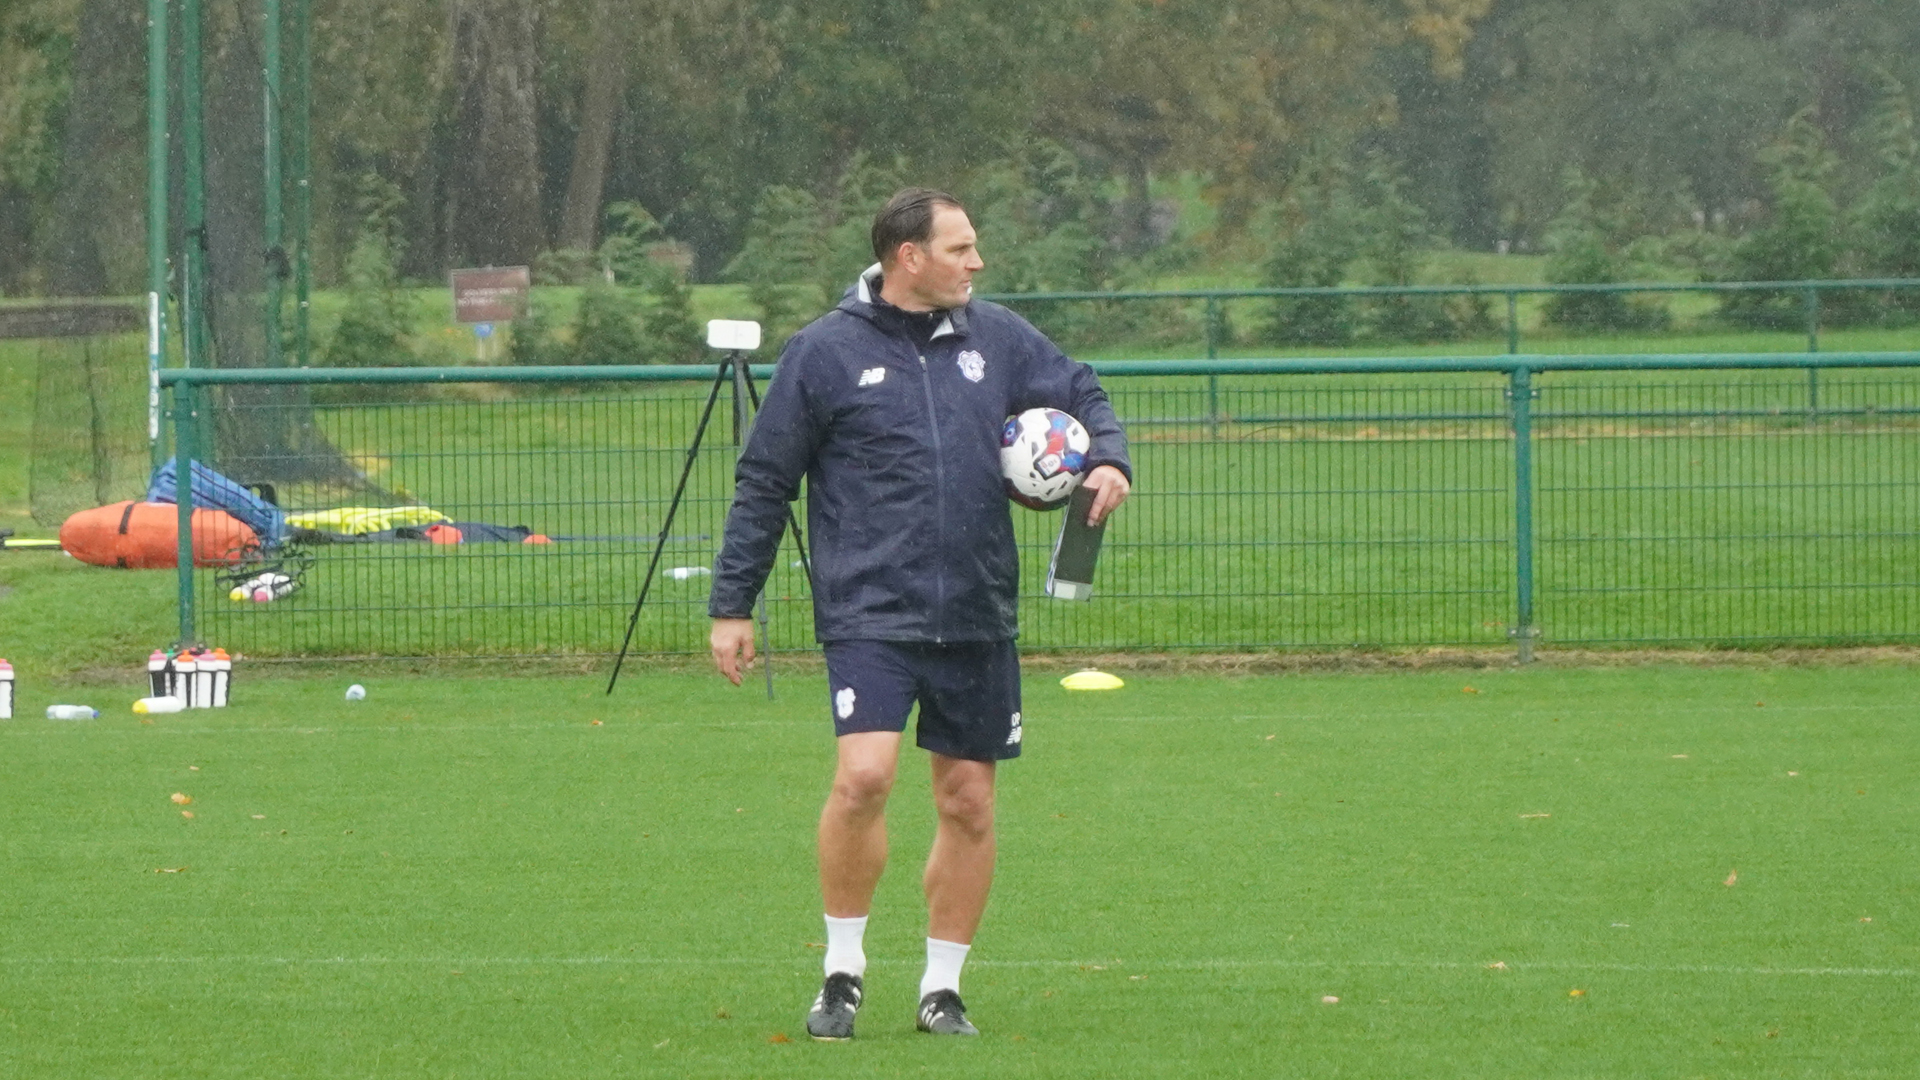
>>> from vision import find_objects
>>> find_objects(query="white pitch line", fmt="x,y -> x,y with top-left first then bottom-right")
0,955 -> 1908,978
5,701 -> 1906,739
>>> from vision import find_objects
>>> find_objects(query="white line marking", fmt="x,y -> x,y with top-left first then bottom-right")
0,956 -> 1907,977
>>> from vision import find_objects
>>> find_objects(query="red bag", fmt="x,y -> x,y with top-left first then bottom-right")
60,501 -> 260,569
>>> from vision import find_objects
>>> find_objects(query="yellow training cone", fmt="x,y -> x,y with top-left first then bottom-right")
1061,670 -> 1124,691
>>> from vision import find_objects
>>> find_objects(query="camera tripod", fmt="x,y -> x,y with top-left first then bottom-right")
606,349 -> 811,698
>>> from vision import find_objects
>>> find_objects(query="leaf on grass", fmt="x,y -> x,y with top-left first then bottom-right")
590,720 -> 603,726
1462,686 -> 1480,694
180,810 -> 194,819
766,1033 -> 790,1044
252,814 -> 265,819
153,866 -> 187,873
715,1009 -> 731,1020
1521,813 -> 1550,819
1724,869 -> 1738,887
1321,995 -> 1339,1004
655,1038 -> 672,1049
1569,988 -> 1586,998
1485,961 -> 1508,970
803,942 -> 825,949
170,793 -> 192,804
1671,754 -> 1688,759
1861,916 -> 1873,923
1755,701 -> 1765,708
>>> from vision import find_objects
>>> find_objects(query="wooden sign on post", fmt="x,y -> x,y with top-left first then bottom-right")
450,266 -> 530,323
450,266 -> 530,361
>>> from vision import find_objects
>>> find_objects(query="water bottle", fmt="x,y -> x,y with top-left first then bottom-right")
147,649 -> 169,697
191,648 -> 214,708
208,649 -> 232,707
46,704 -> 98,720
0,658 -> 13,720
175,650 -> 198,708
133,696 -> 185,715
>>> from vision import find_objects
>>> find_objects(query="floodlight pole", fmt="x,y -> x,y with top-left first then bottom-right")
145,0 -> 169,465
262,0 -> 285,369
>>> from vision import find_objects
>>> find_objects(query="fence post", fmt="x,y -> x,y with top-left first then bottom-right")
1205,296 -> 1220,435
1803,286 -> 1821,420
1509,366 -> 1536,663
173,380 -> 198,645
1506,292 -> 1519,354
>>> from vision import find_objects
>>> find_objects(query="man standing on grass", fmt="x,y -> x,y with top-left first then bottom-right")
708,188 -> 1131,1039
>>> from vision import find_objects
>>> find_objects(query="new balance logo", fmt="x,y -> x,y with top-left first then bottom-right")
858,367 -> 886,387
1006,711 -> 1022,745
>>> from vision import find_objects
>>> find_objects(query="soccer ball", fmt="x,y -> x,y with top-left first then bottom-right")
1001,408 -> 1090,510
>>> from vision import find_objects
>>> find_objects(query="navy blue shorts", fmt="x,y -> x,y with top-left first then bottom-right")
822,639 -> 1023,761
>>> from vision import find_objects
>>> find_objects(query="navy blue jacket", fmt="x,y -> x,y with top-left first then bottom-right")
709,265 -> 1131,642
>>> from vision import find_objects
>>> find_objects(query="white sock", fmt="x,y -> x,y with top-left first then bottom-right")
920,937 -> 971,998
823,914 -> 869,978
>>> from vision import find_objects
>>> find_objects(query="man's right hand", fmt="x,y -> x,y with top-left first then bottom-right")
710,618 -> 757,685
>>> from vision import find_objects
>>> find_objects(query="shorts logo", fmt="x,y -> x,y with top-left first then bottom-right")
1006,710 -> 1022,745
957,351 -> 986,382
858,367 -> 886,387
835,686 -> 857,719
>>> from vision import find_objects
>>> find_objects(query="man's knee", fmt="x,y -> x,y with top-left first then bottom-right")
831,759 -> 897,811
932,764 -> 996,838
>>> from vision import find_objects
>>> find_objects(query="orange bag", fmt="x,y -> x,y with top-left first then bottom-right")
60,501 -> 260,569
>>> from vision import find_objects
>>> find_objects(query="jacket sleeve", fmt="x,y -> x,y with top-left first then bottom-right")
708,334 -> 830,619
1012,323 -> 1132,482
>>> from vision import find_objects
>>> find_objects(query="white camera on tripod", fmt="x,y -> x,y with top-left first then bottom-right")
706,319 -> 762,351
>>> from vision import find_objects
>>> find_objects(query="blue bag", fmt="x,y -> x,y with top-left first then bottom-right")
146,459 -> 288,549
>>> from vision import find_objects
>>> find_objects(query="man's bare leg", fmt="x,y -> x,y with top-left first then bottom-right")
917,753 -> 995,1033
819,731 -> 902,917
924,754 -> 997,941
807,731 -> 902,1039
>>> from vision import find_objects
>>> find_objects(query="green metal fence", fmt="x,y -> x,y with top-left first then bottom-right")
161,352 -> 1920,660
983,279 -> 1920,358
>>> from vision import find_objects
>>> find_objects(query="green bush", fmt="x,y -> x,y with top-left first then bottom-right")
1720,110 -> 1843,330
507,304 -> 564,366
1850,74 -> 1920,324
1543,170 -> 1670,332
1257,160 -> 1361,347
724,186 -> 831,352
323,175 -> 415,367
569,282 -> 646,366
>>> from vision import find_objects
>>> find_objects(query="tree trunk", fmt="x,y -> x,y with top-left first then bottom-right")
557,0 -> 629,252
447,0 -> 545,267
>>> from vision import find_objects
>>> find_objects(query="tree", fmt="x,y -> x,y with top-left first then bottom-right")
1852,73 -> 1920,314
1720,109 -> 1842,328
446,0 -> 545,267
1540,169 -> 1669,331
555,0 -> 630,251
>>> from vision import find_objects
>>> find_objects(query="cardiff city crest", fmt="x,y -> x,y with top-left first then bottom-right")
957,350 -> 986,382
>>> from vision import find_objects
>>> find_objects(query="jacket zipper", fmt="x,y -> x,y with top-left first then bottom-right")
918,350 -> 946,642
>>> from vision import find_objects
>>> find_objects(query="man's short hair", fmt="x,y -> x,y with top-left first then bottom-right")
872,188 -> 966,266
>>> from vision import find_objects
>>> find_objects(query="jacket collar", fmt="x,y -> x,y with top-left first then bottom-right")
843,263 -> 967,340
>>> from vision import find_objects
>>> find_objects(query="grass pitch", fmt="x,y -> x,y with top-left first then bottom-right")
3,663 -> 1915,1078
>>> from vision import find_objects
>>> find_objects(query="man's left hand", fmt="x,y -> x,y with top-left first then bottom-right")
1081,465 -> 1130,526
